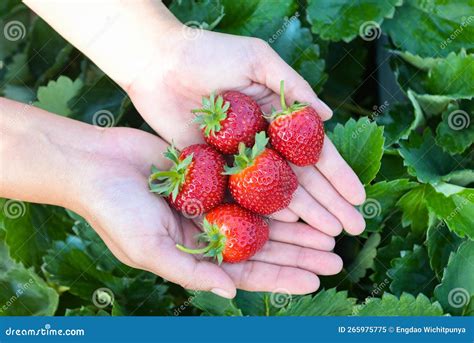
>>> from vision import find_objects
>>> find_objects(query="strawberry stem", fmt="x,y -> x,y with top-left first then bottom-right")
148,144 -> 193,201
192,92 -> 230,137
280,80 -> 287,111
223,131 -> 269,175
175,219 -> 227,265
176,245 -> 210,255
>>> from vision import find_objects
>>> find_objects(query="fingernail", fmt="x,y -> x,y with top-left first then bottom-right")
211,288 -> 232,299
317,99 -> 333,119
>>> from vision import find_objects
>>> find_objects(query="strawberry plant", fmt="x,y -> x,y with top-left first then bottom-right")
0,0 -> 473,317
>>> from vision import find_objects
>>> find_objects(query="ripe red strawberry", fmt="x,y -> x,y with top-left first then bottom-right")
176,203 -> 269,263
267,80 -> 325,166
149,144 -> 227,217
225,132 -> 298,215
193,91 -> 268,154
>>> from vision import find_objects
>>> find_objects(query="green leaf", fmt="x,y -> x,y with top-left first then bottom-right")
69,75 -> 128,126
2,201 -> 71,269
372,235 -> 413,284
270,18 -> 327,92
217,0 -> 296,41
307,0 -> 401,42
354,293 -> 444,316
436,100 -> 474,154
387,245 -> 437,296
425,184 -> 474,240
277,288 -> 356,316
111,279 -> 174,316
0,233 -> 58,316
33,76 -> 83,116
424,51 -> 474,98
383,0 -> 474,57
329,117 -> 385,185
169,0 -> 225,30
190,291 -> 242,316
347,234 -> 381,282
234,291 -> 287,316
3,51 -> 32,85
396,184 -> 433,233
363,179 -> 416,232
434,241 -> 474,315
399,130 -> 470,184
392,50 -> 442,70
65,306 -> 110,316
426,222 -> 463,279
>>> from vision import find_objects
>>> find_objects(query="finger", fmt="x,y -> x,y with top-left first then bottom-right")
268,207 -> 299,222
316,136 -> 366,206
251,241 -> 343,275
222,261 -> 320,294
144,236 -> 236,298
293,165 -> 366,235
288,186 -> 343,236
268,221 -> 335,251
251,40 -> 332,120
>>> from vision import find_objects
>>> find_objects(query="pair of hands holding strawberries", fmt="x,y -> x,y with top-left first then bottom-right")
19,1 -> 366,299
149,81 -> 325,264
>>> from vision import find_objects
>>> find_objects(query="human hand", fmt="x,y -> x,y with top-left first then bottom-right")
127,27 -> 367,236
77,127 -> 344,298
0,97 -> 343,298
24,0 -> 366,236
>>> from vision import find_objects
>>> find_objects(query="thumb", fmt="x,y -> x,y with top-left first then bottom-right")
251,39 -> 332,120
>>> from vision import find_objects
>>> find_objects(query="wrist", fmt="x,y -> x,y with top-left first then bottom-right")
0,98 -> 105,215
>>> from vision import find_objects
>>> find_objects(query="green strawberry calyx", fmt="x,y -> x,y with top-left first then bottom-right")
176,218 -> 227,265
223,131 -> 268,175
148,144 -> 193,201
192,92 -> 230,137
266,80 -> 308,121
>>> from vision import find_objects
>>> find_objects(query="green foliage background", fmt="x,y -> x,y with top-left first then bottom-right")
0,0 -> 473,316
